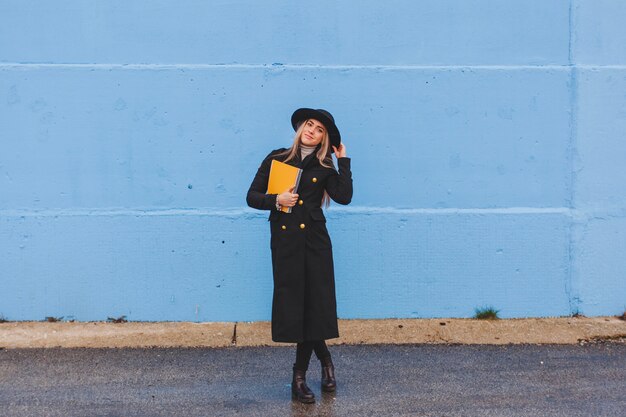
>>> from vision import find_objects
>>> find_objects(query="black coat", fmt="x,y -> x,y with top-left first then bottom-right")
246,147 -> 353,342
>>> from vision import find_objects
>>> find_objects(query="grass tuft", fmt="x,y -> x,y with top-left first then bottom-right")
107,315 -> 128,323
45,316 -> 63,322
618,311 -> 626,321
0,315 -> 8,323
473,306 -> 500,320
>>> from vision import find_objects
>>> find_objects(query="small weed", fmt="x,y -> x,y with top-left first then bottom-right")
0,315 -> 8,323
107,315 -> 127,323
571,311 -> 586,318
45,316 -> 63,322
618,311 -> 626,321
474,306 -> 500,320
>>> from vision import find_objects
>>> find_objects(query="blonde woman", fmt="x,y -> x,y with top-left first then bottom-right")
246,108 -> 353,403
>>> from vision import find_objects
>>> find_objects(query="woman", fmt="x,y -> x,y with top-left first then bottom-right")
246,108 -> 353,403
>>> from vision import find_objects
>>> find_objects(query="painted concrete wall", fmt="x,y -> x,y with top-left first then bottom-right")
571,0 -> 626,316
0,0 -> 624,321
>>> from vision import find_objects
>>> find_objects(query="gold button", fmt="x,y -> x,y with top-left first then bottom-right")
298,200 -> 303,205
300,223 -> 306,229
281,225 -> 286,230
312,177 -> 317,183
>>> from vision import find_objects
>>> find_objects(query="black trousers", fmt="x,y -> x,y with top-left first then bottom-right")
294,340 -> 330,371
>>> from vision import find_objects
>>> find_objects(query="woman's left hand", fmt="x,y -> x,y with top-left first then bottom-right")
332,143 -> 347,158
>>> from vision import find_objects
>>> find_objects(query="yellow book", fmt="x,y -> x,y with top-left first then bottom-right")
266,160 -> 302,213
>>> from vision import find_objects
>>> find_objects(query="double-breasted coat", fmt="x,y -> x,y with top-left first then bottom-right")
246,146 -> 353,343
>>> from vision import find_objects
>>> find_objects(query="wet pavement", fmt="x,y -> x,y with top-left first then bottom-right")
0,343 -> 624,416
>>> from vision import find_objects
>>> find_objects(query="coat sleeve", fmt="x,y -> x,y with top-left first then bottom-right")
246,151 -> 279,211
325,157 -> 353,205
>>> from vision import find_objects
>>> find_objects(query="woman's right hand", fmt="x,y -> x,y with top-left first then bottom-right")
277,187 -> 299,207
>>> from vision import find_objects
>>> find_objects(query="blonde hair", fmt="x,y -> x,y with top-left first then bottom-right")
277,119 -> 333,207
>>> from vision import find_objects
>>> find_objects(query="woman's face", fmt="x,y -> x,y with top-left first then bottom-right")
300,119 -> 326,147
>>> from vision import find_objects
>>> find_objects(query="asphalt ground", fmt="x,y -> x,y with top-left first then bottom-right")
0,343 -> 624,417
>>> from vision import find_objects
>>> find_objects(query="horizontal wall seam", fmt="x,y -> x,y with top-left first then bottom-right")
0,63 -> 580,71
0,207 -> 573,217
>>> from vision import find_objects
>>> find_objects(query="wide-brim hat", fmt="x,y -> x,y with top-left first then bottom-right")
291,108 -> 341,152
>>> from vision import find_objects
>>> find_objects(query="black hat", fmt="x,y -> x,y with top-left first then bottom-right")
291,108 -> 341,152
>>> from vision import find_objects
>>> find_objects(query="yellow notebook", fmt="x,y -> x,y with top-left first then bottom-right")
267,160 -> 303,213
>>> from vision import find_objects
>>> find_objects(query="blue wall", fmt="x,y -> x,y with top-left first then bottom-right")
1,0 -> 624,321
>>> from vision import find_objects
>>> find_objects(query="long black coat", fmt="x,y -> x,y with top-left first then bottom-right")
246,147 -> 353,343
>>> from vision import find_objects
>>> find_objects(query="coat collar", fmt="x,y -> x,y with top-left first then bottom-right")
287,144 -> 322,170
299,148 -> 319,170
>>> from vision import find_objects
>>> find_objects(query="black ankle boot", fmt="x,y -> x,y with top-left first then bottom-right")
291,367 -> 315,403
320,356 -> 336,392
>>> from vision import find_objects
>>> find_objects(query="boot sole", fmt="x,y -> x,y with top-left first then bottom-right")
322,385 -> 336,392
291,391 -> 315,404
